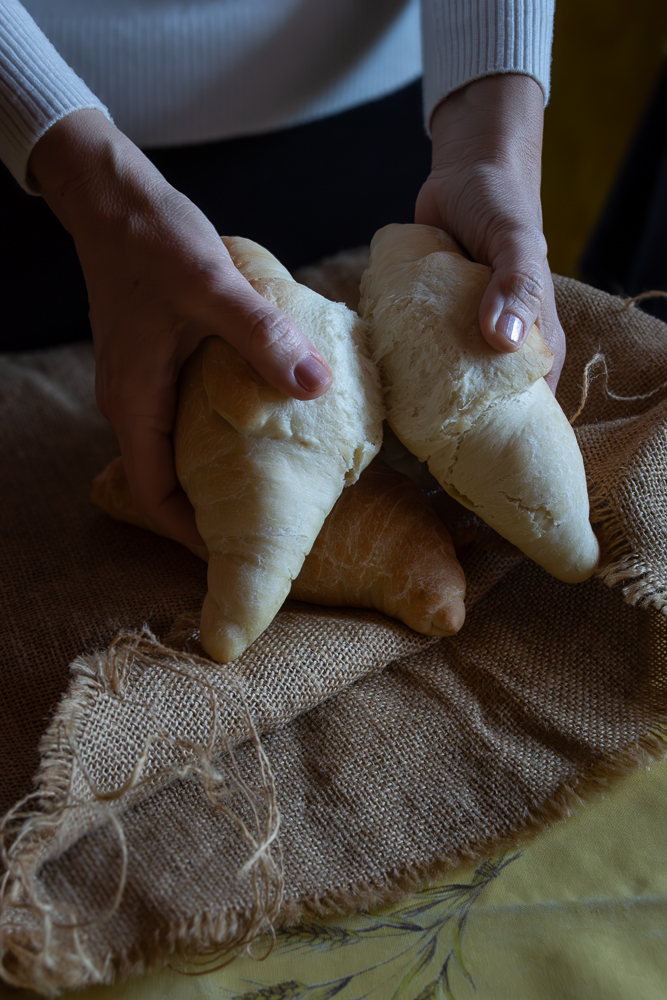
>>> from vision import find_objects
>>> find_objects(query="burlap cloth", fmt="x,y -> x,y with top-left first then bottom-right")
2,260 -> 667,996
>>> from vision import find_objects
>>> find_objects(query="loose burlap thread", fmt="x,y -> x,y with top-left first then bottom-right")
2,262 -> 667,995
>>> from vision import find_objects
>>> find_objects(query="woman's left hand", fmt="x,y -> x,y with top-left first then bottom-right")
415,73 -> 565,393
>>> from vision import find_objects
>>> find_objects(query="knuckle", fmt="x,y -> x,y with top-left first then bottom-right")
246,308 -> 300,358
486,215 -> 550,312
502,267 -> 546,312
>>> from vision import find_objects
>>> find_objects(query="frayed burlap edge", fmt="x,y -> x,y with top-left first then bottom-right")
571,340 -> 667,616
0,631 -> 283,997
589,481 -> 667,615
168,710 -> 667,982
2,625 -> 667,996
0,618 -> 441,996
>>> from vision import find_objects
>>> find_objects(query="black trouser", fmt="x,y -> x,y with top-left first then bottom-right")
0,79 -> 431,351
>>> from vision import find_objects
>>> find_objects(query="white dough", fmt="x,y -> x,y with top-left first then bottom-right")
360,223 -> 600,583
176,236 -> 383,661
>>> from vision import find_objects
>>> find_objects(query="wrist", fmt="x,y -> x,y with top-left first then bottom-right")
430,74 -> 544,180
28,109 -> 161,236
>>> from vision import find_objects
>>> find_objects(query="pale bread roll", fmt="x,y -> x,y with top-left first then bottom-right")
91,457 -> 466,637
173,236 -> 383,661
360,223 -> 600,584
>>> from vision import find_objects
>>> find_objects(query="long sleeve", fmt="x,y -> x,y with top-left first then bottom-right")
0,0 -> 111,192
421,0 -> 555,129
1,1 -> 421,175
0,0 -> 554,191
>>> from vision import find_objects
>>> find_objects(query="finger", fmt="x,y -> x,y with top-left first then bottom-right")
478,224 -> 548,354
210,275 -> 333,400
538,269 -> 566,395
125,427 -> 203,547
108,388 -> 204,548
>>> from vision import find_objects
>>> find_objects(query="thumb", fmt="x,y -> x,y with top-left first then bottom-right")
211,275 -> 333,400
478,224 -> 548,353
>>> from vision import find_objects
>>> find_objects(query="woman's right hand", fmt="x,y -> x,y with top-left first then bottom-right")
29,110 -> 332,548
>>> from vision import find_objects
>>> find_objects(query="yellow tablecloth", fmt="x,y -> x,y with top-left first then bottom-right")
4,743 -> 666,1000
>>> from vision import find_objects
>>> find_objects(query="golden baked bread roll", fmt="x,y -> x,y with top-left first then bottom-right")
169,236 -> 384,661
360,223 -> 600,584
92,457 -> 466,638
290,459 -> 465,635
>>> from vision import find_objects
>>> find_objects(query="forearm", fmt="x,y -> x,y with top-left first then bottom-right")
429,74 -> 544,209
0,0 -> 111,191
28,108 -> 162,238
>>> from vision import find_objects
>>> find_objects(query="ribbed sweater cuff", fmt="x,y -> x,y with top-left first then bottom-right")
421,0 -> 555,131
0,0 -> 112,192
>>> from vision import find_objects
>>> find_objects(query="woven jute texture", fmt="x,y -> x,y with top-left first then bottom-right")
2,263 -> 667,995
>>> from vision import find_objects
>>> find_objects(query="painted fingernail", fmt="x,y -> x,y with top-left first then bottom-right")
496,312 -> 524,345
294,354 -> 331,392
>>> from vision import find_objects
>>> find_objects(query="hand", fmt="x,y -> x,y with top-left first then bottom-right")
29,111 -> 332,547
415,74 -> 565,393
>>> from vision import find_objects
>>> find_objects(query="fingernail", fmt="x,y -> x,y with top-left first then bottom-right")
294,354 -> 331,392
496,312 -> 524,345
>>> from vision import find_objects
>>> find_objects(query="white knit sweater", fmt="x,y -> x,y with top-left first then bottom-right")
0,0 -> 554,191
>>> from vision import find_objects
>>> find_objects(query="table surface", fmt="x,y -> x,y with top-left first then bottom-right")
3,740 -> 667,1000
